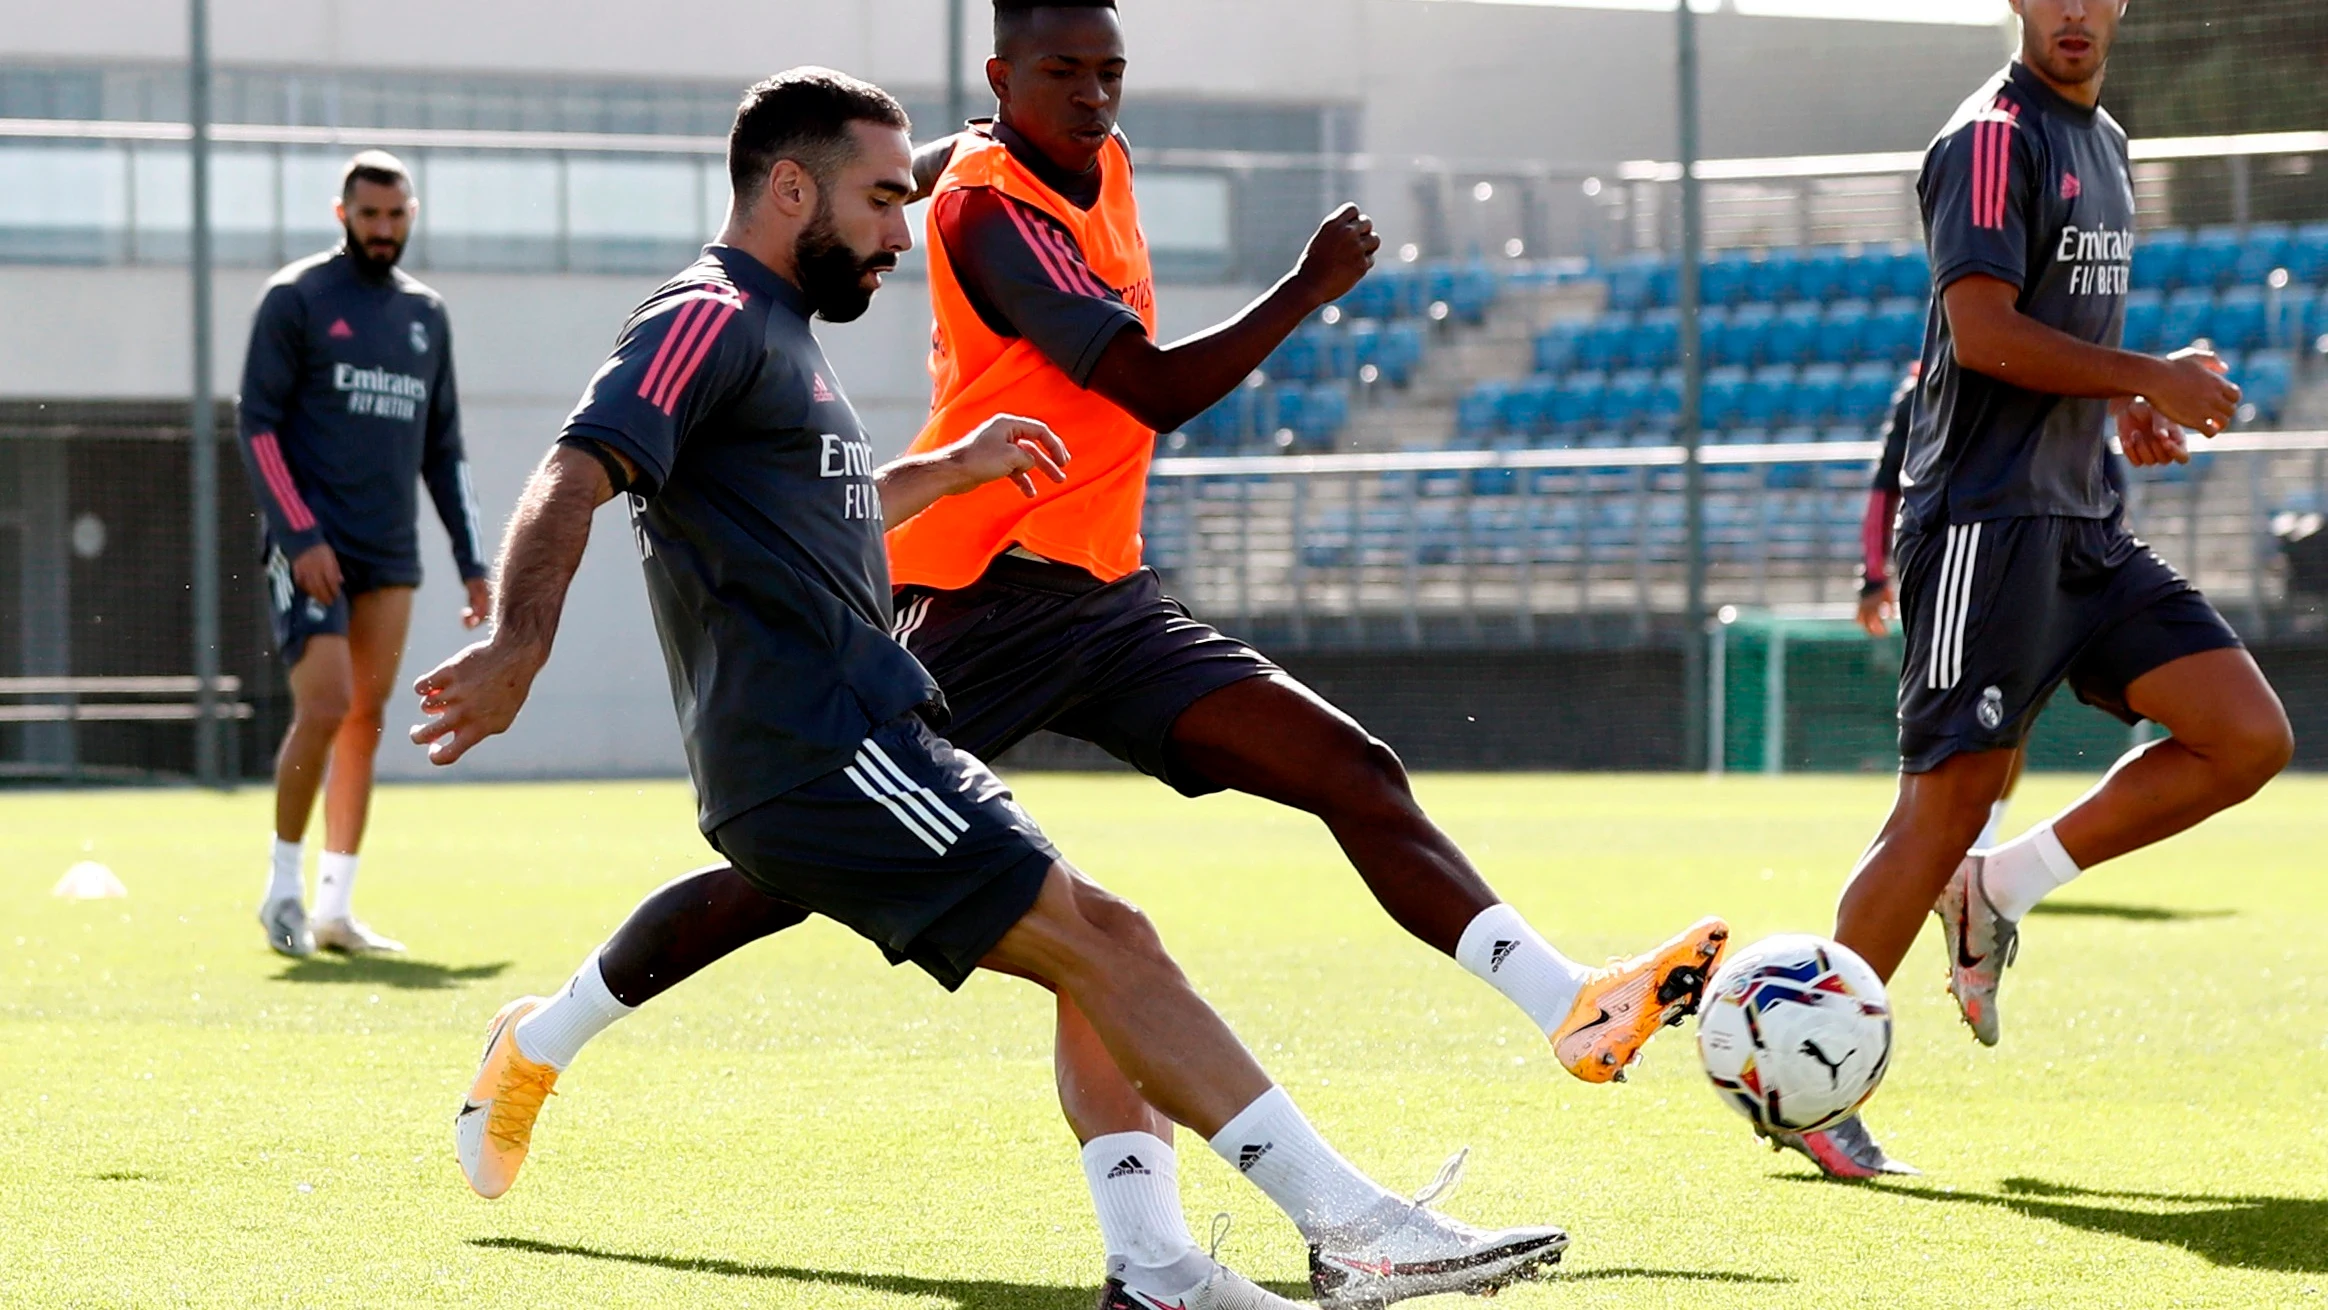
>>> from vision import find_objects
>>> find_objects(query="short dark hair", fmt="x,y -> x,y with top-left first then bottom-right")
995,0 -> 1118,53
340,149 -> 412,200
728,67 -> 911,213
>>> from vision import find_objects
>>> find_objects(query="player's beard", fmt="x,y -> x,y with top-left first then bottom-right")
794,202 -> 896,324
343,222 -> 407,276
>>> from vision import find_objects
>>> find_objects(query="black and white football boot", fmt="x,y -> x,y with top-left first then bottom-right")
1307,1150 -> 1568,1309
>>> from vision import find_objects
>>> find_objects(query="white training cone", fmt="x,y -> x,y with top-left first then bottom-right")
52,861 -> 127,900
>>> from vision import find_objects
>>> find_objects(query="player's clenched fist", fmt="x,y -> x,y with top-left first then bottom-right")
1293,203 -> 1383,307
409,638 -> 544,766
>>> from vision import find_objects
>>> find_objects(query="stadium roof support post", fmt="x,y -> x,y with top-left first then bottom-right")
1677,0 -> 1709,774
188,0 -> 224,789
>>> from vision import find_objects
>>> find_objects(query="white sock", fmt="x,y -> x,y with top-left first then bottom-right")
514,952 -> 635,1070
314,851 -> 359,922
1979,820 -> 2083,922
1208,1086 -> 1401,1241
265,837 -> 303,905
1974,799 -> 2011,851
1082,1133 -> 1207,1292
1455,903 -> 1590,1037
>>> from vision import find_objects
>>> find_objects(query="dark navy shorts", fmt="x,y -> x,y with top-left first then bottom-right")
892,555 -> 1280,796
708,714 -> 1059,992
1895,514 -> 2243,773
264,544 -> 419,668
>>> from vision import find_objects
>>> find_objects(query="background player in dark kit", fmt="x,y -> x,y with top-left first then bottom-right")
1779,0 -> 2293,1180
414,67 -> 1572,1309
237,150 -> 490,959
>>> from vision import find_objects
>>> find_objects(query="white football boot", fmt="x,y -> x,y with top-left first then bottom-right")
313,916 -> 406,955
1307,1151 -> 1567,1309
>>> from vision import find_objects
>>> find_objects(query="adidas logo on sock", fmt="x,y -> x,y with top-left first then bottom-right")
1107,1155 -> 1150,1178
1489,939 -> 1519,973
1236,1142 -> 1273,1173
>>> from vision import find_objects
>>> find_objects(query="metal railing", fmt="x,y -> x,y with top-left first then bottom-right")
1142,430 -> 2328,651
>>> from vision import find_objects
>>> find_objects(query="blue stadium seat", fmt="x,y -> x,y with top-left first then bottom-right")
1266,330 -> 1322,382
2187,226 -> 2243,290
2235,223 -> 2296,286
1551,372 -> 1609,431
1743,365 -> 1798,429
2291,223 -> 2328,286
1703,249 -> 1757,307
1842,245 -> 1907,302
1535,320 -> 1585,375
1702,366 -> 1750,429
2121,289 -> 2165,353
1793,363 -> 1846,428
1843,362 -> 1902,424
2239,351 -> 2295,424
1821,423 -> 1873,444
1602,254 -> 1671,312
1746,250 -> 1802,305
1575,316 -> 1629,373
1289,382 -> 1349,449
2132,228 -> 2189,291
1378,322 -> 1425,385
1496,377 -> 1553,435
2162,287 -> 2217,349
1817,300 -> 1871,364
2215,286 -> 2268,352
1650,369 -> 1684,428
1886,248 -> 1932,301
1633,308 -> 1681,372
1764,302 -> 1822,366
2306,289 -> 2328,349
1605,369 -> 1657,430
1797,246 -> 1851,304
1713,303 -> 1773,368
1457,382 -> 1506,439
1866,298 -> 1926,362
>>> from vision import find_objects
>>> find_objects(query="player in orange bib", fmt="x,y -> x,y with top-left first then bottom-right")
489,6 -> 1725,1303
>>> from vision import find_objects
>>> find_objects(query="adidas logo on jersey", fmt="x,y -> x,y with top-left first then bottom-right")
1489,940 -> 1519,973
1106,1155 -> 1151,1178
328,318 -> 354,339
2060,171 -> 2082,201
811,373 -> 836,403
1236,1142 -> 1273,1173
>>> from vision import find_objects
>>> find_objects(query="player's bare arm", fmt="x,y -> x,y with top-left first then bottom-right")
410,444 -> 618,766
876,413 -> 1068,523
1942,274 -> 2239,443
1083,204 -> 1380,434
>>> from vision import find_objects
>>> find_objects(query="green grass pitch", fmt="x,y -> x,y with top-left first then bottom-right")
2,773 -> 2324,1307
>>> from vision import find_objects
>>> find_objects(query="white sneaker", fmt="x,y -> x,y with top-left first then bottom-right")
1308,1151 -> 1568,1309
312,916 -> 405,955
259,897 -> 313,958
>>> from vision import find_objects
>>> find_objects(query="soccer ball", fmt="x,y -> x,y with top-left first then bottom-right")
1696,934 -> 1893,1136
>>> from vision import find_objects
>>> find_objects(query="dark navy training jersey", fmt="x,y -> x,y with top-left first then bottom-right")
235,247 -> 485,582
1904,61 -> 2135,528
559,246 -> 941,830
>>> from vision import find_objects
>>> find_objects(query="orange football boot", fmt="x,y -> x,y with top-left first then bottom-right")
1552,917 -> 1730,1083
455,996 -> 558,1199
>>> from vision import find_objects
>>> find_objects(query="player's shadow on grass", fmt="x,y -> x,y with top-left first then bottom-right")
471,1237 -> 1311,1308
272,956 -> 511,991
1900,1177 -> 2328,1274
2023,901 -> 2236,923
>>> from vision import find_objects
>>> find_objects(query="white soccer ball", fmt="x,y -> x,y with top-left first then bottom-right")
1696,933 -> 1893,1136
